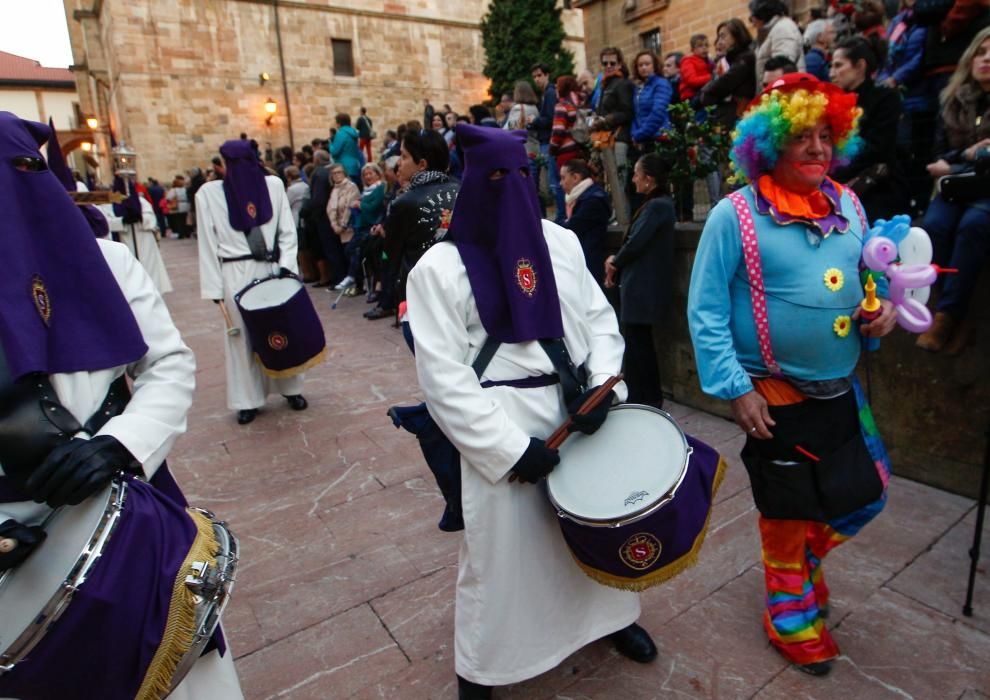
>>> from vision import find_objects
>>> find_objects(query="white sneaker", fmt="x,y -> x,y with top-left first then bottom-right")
334,276 -> 355,290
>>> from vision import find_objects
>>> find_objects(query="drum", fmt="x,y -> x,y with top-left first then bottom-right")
0,476 -> 238,700
235,275 -> 327,378
546,405 -> 726,592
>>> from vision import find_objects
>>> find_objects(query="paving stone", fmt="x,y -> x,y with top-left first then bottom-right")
756,589 -> 990,700
888,506 -> 990,636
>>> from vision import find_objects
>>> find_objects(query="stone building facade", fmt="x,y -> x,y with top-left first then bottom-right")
575,0 -> 817,65
62,0 -> 585,181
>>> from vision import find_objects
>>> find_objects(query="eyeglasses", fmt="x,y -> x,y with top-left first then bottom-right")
601,60 -> 618,67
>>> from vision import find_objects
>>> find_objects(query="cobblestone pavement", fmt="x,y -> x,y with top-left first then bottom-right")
158,238 -> 989,700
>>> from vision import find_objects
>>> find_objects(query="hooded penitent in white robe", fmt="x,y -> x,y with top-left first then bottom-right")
99,196 -> 174,295
195,177 -> 303,411
406,220 -> 641,686
0,239 -> 242,699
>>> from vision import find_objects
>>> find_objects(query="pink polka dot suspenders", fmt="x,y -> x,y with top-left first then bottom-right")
727,191 -> 781,376
726,186 -> 869,379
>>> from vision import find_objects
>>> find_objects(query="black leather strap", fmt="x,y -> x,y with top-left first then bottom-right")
538,339 -> 587,405
471,336 -> 501,378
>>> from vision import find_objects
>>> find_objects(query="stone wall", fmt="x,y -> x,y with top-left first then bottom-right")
637,224 -> 990,500
576,0 -> 817,66
64,0 -> 586,180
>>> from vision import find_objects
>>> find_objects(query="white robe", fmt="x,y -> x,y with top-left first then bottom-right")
406,221 -> 641,686
195,177 -> 303,410
99,197 -> 174,295
0,239 -> 242,699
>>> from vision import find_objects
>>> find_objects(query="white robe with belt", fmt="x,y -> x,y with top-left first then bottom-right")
406,221 -> 641,686
195,177 -> 303,410
0,239 -> 242,699
99,197 -> 174,295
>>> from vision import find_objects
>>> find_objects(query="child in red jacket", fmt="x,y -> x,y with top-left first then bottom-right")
679,34 -> 713,102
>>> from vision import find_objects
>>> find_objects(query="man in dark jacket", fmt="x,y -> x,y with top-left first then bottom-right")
530,63 -> 564,222
366,129 -> 459,320
307,150 -> 343,286
356,107 -> 374,163
561,159 -> 611,286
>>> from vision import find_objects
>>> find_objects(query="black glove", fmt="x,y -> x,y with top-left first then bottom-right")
510,438 -> 560,484
25,436 -> 138,508
566,387 -> 615,435
278,267 -> 297,279
0,519 -> 47,571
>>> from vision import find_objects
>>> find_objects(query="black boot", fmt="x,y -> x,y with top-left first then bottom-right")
798,660 -> 833,676
457,674 -> 493,700
237,409 -> 258,425
609,622 -> 658,663
284,394 -> 308,411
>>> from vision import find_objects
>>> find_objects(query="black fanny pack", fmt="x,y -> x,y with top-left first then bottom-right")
740,389 -> 883,522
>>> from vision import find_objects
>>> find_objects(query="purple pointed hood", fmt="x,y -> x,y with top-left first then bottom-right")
447,124 -> 563,343
46,119 -> 109,237
220,139 -> 272,232
0,111 -> 147,380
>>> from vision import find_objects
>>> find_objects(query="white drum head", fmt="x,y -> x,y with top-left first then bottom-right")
547,405 -> 689,522
0,485 -> 113,653
239,277 -> 301,310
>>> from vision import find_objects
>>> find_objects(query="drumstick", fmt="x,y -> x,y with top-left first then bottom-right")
508,374 -> 624,483
218,300 -> 240,336
0,538 -> 17,553
330,288 -> 346,310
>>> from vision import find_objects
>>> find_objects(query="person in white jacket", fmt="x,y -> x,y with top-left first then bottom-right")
406,124 -> 658,700
0,111 -> 242,700
196,139 -> 308,425
750,0 -> 807,94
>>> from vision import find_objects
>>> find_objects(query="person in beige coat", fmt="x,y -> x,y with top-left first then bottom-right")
750,0 -> 806,94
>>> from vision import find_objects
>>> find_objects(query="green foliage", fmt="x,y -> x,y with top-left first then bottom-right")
481,0 -> 576,102
653,102 -> 731,186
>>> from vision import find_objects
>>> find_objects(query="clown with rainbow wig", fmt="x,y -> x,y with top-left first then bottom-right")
687,74 -> 899,676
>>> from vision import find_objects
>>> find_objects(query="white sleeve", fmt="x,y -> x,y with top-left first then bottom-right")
406,258 -> 531,484
141,197 -> 158,232
196,189 -> 224,300
276,187 -> 299,275
95,242 -> 195,478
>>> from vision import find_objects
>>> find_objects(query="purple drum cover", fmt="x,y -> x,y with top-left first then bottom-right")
557,435 -> 726,591
0,475 -> 213,700
237,278 -> 327,377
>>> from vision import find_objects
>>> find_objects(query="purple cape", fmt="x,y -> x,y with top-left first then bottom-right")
0,112 -> 147,380
220,138 -> 272,232
448,124 -> 563,342
46,119 -> 109,237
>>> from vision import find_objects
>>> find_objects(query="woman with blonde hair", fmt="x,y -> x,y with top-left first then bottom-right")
326,163 -> 361,290
916,26 -> 990,352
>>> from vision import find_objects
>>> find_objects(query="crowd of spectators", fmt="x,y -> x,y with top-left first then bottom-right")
94,0 -> 988,378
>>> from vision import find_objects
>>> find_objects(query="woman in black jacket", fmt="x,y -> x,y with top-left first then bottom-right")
604,153 -> 676,408
699,18 -> 756,131
829,36 -> 912,221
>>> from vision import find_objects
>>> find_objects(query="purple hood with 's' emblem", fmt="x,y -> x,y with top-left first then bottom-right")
0,112 -> 147,380
447,124 -> 563,343
220,139 -> 272,232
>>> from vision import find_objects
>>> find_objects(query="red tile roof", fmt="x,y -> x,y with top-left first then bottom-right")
0,51 -> 74,86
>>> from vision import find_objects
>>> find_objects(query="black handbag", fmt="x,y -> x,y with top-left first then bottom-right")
740,391 -> 884,522
938,171 -> 990,205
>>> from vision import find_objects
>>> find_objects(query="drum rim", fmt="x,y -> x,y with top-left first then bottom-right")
0,479 -> 127,674
234,273 -> 301,305
547,404 -> 693,529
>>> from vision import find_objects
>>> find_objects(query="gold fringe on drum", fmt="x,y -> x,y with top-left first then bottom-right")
566,456 -> 728,592
135,509 -> 220,700
254,344 -> 328,379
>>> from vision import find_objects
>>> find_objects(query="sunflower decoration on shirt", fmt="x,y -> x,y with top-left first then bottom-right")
824,268 -> 844,292
833,315 -> 852,338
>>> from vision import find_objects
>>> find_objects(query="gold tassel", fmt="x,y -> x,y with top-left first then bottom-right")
571,456 -> 729,592
135,509 -> 220,700
256,345 -> 328,379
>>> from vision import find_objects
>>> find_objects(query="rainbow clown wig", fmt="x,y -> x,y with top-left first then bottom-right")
729,73 -> 863,185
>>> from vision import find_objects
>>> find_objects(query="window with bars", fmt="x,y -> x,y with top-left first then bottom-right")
641,29 -> 661,56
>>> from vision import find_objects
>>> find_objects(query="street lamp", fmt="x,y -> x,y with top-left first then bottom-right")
85,115 -> 99,130
81,141 -> 93,152
264,98 -> 277,126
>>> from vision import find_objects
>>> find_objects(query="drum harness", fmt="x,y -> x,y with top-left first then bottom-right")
219,225 -> 280,265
